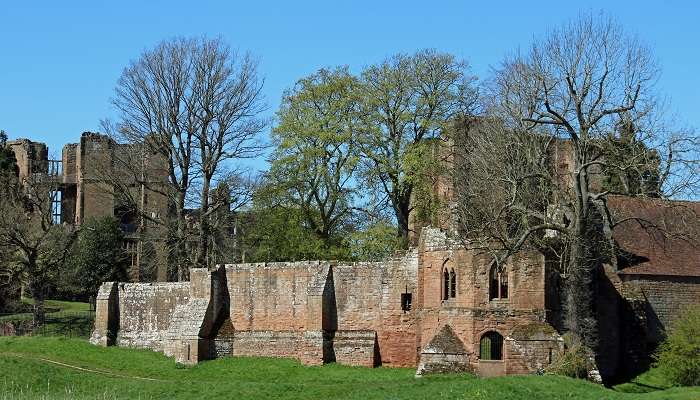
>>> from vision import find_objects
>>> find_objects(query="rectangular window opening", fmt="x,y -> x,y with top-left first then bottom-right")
50,190 -> 62,224
401,293 -> 412,312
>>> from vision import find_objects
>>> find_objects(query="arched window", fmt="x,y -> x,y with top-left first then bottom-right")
489,265 -> 508,300
479,331 -> 504,360
443,268 -> 449,301
449,269 -> 456,298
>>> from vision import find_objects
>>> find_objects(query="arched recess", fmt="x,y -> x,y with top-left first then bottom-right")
489,264 -> 508,300
479,331 -> 504,360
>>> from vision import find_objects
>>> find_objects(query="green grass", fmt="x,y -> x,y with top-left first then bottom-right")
614,368 -> 675,393
0,337 -> 698,400
0,299 -> 91,321
21,297 -> 92,312
0,299 -> 93,338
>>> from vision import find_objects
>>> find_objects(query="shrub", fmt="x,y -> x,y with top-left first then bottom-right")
655,305 -> 700,386
60,217 -> 129,300
546,333 -> 596,379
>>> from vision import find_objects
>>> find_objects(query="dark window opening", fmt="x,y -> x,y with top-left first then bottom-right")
489,265 -> 508,300
443,264 -> 457,301
479,331 -> 504,360
443,269 -> 449,301
115,205 -> 138,233
401,292 -> 412,312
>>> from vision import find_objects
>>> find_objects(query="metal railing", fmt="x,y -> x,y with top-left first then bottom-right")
0,311 -> 95,338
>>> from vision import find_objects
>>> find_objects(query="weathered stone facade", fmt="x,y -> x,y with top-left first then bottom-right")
92,203 -> 699,382
7,133 -> 170,280
91,227 -> 567,377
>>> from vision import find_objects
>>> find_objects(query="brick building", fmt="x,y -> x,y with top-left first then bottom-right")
7,133 -> 170,281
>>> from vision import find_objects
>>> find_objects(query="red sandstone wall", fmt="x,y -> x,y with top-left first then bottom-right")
416,229 -> 552,375
330,251 -> 419,367
225,262 -> 322,332
223,255 -> 419,368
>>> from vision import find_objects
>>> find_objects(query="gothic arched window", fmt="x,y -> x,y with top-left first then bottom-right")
449,268 -> 456,298
489,265 -> 508,300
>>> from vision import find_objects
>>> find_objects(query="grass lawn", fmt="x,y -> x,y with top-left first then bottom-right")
21,298 -> 92,313
0,337 -> 698,400
0,299 -> 93,338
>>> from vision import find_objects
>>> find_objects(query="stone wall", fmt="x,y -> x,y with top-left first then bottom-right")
220,254 -> 419,367
621,274 -> 700,342
415,228 -> 557,377
116,282 -> 190,351
225,261 -> 323,332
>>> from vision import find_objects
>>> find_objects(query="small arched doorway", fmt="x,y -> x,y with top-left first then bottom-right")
479,331 -> 504,360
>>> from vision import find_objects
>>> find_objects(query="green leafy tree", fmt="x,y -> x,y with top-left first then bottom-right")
0,130 -> 20,312
238,204 -> 351,263
62,217 -> 129,300
346,220 -> 402,261
270,67 -> 361,243
0,130 -> 18,176
656,306 -> 700,386
358,49 -> 477,243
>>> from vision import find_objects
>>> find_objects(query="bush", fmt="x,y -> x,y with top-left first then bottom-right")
546,333 -> 596,380
60,217 -> 129,300
0,282 -> 24,313
655,305 -> 700,386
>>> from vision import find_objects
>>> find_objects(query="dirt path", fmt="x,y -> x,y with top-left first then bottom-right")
0,352 -> 168,382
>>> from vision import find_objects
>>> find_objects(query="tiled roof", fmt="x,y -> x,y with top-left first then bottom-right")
608,196 -> 700,277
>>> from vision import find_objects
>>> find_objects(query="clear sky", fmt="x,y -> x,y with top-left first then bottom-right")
1,1 -> 698,167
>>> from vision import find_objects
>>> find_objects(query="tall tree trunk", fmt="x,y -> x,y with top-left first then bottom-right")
393,187 -> 412,246
565,163 -> 598,350
28,274 -> 45,331
175,191 -> 189,281
197,177 -> 211,269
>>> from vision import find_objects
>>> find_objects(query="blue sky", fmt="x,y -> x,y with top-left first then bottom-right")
1,1 -> 698,168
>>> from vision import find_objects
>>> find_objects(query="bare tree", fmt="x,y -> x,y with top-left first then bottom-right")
109,37 -> 266,278
455,13 -> 699,349
190,40 -> 266,268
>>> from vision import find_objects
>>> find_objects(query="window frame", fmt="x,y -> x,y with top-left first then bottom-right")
489,265 -> 509,301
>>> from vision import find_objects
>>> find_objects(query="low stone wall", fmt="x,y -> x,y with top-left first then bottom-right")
330,330 -> 377,367
230,331 -> 302,359
0,320 -> 33,336
417,353 -> 471,375
116,282 -> 190,351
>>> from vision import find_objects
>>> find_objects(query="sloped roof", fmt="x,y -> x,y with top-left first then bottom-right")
608,196 -> 700,277
422,325 -> 467,355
